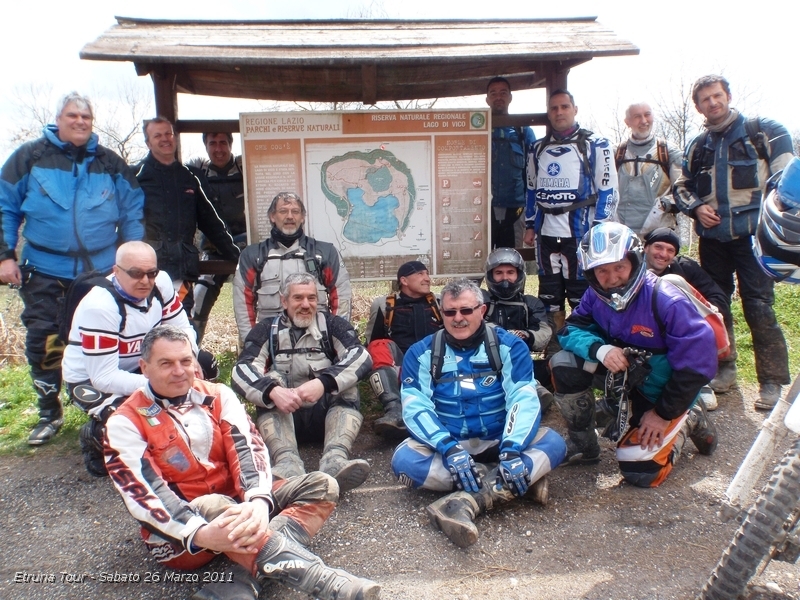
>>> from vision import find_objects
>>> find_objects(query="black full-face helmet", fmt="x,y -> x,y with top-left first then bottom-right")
578,222 -> 646,311
485,247 -> 526,299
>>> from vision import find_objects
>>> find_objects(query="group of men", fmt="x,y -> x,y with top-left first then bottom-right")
485,74 -> 790,415
0,71 -> 793,598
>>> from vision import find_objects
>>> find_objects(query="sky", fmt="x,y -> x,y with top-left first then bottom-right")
2,0 -> 798,162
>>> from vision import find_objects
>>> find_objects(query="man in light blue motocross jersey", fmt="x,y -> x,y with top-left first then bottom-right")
391,278 -> 566,548
523,89 -> 619,356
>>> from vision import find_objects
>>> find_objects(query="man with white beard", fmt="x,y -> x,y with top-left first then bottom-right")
232,272 -> 372,493
614,102 -> 683,235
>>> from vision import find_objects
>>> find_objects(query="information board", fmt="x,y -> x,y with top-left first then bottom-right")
240,109 -> 491,280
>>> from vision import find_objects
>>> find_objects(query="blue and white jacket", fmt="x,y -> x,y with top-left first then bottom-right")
525,126 -> 618,239
400,325 -> 541,456
0,126 -> 144,278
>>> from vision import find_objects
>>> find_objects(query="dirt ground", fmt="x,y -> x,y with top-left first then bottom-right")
1,384 -> 799,600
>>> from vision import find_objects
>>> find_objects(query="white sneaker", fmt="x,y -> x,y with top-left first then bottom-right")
700,386 -> 718,411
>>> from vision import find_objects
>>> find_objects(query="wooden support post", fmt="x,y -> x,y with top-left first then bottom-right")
361,63 -> 377,106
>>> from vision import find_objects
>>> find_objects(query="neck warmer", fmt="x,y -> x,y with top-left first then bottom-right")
271,226 -> 303,247
705,108 -> 739,133
629,131 -> 655,146
552,124 -> 580,141
444,321 -> 487,352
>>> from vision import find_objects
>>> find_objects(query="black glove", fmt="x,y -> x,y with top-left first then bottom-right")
443,444 -> 482,493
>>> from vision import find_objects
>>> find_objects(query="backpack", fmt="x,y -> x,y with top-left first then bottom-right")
57,271 -> 164,344
429,323 -> 502,384
384,293 -> 442,336
614,139 -> 671,176
689,117 -> 770,178
267,313 -> 336,366
652,275 -> 730,359
252,237 -> 326,298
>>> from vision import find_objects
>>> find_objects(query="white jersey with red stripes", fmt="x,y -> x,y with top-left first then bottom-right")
62,271 -> 196,396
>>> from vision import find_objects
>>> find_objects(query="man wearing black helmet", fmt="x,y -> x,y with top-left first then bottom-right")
481,248 -> 553,409
551,222 -> 718,486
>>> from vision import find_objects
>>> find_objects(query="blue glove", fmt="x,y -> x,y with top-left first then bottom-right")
497,451 -> 530,497
443,444 -> 482,493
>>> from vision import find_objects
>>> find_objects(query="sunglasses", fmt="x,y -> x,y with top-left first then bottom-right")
116,265 -> 159,280
442,304 -> 483,318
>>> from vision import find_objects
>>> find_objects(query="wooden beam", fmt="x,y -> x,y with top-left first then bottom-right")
177,119 -> 240,134
494,113 -> 549,128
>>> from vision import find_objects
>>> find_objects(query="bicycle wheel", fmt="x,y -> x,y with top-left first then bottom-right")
699,437 -> 800,600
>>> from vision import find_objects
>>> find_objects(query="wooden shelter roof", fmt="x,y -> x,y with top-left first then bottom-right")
81,17 -> 639,105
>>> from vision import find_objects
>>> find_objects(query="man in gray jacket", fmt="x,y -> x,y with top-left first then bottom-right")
673,75 -> 793,410
232,272 -> 372,492
615,102 -> 682,235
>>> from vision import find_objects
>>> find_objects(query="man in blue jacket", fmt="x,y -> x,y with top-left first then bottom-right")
674,75 -> 793,410
0,92 -> 144,445
391,278 -> 566,547
551,223 -> 718,487
486,77 -> 535,249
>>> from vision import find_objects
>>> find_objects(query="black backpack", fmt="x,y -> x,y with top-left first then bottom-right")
58,271 -> 163,344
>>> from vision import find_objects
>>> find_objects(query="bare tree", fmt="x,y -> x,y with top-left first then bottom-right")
604,99 -> 628,146
7,83 -> 57,146
92,82 -> 152,163
654,76 -> 702,151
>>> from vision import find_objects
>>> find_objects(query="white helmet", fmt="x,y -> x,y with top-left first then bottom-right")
578,223 -> 646,311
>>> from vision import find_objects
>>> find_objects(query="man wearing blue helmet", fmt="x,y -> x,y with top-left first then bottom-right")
550,222 -> 719,487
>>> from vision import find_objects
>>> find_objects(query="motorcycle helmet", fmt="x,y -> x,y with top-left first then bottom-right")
578,222 -> 646,311
485,247 -> 526,299
754,157 -> 800,283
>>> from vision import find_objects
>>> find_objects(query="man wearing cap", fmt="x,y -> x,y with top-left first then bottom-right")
642,228 -> 731,410
364,261 -> 443,437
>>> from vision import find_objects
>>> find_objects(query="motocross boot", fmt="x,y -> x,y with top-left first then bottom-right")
319,406 -> 370,492
191,564 -> 261,600
369,367 -> 406,438
686,398 -> 718,456
256,530 -> 381,600
426,468 -> 516,548
256,411 -> 306,479
554,390 -> 601,465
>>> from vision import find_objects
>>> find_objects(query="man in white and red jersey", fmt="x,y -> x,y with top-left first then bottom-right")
104,326 -> 379,600
62,241 -> 197,477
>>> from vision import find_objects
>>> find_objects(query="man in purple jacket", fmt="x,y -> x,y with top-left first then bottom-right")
550,223 -> 718,487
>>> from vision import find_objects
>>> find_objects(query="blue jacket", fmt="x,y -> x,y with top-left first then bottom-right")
674,113 -> 793,242
491,126 -> 535,209
401,325 -> 541,455
0,126 -> 144,278
560,271 -> 717,420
